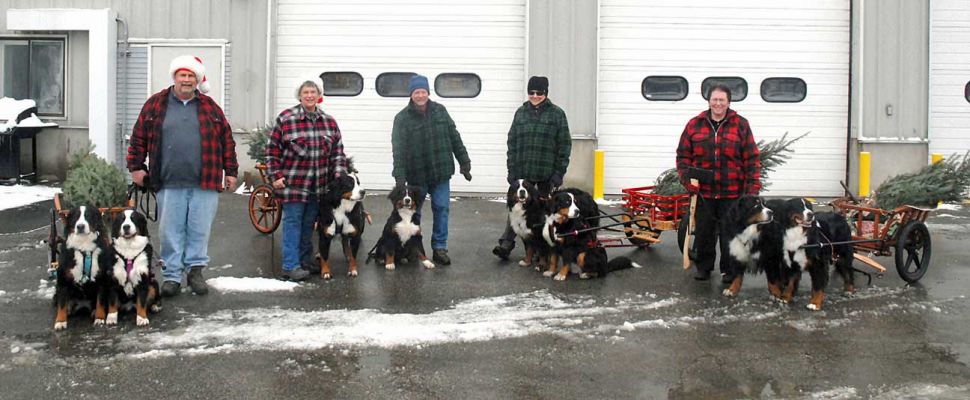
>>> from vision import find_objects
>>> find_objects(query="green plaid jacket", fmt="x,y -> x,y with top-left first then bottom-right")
392,100 -> 471,185
506,99 -> 570,181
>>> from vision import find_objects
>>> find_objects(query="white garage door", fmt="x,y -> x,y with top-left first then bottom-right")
598,0 -> 850,196
275,0 -> 526,192
929,0 -> 970,160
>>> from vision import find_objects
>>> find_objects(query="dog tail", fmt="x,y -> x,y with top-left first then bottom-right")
606,256 -> 641,272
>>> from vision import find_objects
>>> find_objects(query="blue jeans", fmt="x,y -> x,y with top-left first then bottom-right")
157,187 -> 219,283
281,198 -> 318,271
416,180 -> 450,250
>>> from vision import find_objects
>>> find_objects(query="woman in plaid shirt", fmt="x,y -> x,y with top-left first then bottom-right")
265,80 -> 348,281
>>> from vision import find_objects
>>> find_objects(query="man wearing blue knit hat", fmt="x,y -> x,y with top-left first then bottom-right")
390,74 -> 472,266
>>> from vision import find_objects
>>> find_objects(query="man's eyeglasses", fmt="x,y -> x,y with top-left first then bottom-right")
528,90 -> 546,96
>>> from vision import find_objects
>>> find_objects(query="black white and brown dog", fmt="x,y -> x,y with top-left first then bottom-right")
506,179 -> 553,268
317,172 -> 367,279
541,188 -> 600,281
770,198 -> 855,310
375,184 -> 434,270
53,205 -> 113,330
575,246 -> 642,279
721,195 -> 779,298
107,209 -> 161,326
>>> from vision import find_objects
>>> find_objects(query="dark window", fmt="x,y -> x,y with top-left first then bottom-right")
641,76 -> 688,101
966,81 -> 970,103
701,77 -> 747,102
761,77 -> 807,103
1,37 -> 65,116
434,73 -> 481,98
320,71 -> 363,96
376,72 -> 417,97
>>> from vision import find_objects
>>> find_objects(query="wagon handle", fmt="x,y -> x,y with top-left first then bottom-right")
556,218 -> 651,238
839,180 -> 859,203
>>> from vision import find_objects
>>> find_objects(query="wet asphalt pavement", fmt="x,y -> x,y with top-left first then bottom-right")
1,190 -> 969,399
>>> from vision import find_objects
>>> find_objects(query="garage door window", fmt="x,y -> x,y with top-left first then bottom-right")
641,76 -> 688,101
376,72 -> 417,97
434,73 -> 481,98
320,72 -> 363,96
966,81 -> 970,103
761,77 -> 807,103
0,37 -> 65,116
701,77 -> 747,102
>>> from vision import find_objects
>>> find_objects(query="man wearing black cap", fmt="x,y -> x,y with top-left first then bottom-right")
492,76 -> 571,261
391,74 -> 472,266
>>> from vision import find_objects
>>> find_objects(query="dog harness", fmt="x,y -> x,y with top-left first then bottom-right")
118,250 -> 145,283
80,252 -> 93,284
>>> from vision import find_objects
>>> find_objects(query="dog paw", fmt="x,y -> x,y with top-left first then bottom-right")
579,273 -> 591,279
150,305 -> 162,313
806,303 -> 821,311
518,260 -> 530,267
322,273 -> 332,280
106,313 -> 118,326
137,316 -> 150,326
722,289 -> 736,297
422,260 -> 435,269
385,263 -> 395,271
53,321 -> 67,331
348,270 -> 358,277
553,274 -> 567,281
542,270 -> 554,277
93,318 -> 106,326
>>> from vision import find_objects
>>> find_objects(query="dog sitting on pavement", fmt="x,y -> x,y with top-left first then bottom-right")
53,205 -> 113,330
106,209 -> 161,326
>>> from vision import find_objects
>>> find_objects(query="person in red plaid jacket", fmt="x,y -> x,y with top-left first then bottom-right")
676,84 -> 761,283
265,80 -> 348,281
127,55 -> 238,297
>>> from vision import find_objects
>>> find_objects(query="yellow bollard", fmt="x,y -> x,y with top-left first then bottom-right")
593,149 -> 605,200
859,151 -> 871,197
932,153 -> 943,164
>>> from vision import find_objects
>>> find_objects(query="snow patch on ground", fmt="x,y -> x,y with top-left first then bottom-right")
0,185 -> 60,211
935,203 -> 963,211
206,277 -> 300,293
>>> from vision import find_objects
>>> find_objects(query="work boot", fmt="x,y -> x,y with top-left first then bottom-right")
492,242 -> 513,260
187,266 -> 209,295
693,269 -> 711,281
281,267 -> 310,281
160,281 -> 181,297
432,249 -> 451,265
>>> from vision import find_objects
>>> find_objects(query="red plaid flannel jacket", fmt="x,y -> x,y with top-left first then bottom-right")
676,109 -> 760,199
127,87 -> 238,191
265,104 -> 347,203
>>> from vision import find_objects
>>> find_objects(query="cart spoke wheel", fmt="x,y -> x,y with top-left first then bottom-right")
894,221 -> 931,283
621,214 -> 659,247
249,184 -> 282,234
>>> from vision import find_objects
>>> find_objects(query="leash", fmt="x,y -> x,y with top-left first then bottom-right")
127,183 -> 157,222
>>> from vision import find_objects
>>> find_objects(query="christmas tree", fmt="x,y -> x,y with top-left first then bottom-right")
873,152 -> 970,209
62,144 -> 128,208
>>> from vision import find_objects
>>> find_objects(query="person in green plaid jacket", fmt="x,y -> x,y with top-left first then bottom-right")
492,76 -> 571,260
391,75 -> 472,266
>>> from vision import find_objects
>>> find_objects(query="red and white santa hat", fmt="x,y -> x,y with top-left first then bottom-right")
168,55 -> 211,94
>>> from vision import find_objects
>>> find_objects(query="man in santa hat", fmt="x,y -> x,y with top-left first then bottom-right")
126,55 -> 238,297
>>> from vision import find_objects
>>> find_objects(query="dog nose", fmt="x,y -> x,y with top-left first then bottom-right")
807,211 -> 815,220
75,223 -> 87,233
360,189 -> 366,197
518,189 -> 526,197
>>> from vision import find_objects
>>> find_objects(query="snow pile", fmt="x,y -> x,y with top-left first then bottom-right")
206,277 -> 300,293
0,185 -> 60,211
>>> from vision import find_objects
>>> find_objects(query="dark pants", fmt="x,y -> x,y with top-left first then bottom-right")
693,197 -> 738,275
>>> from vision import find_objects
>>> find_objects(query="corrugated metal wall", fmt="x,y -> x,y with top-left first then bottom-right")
0,0 -> 268,130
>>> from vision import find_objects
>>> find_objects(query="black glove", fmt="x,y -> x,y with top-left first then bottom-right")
550,172 -> 563,188
460,164 -> 472,182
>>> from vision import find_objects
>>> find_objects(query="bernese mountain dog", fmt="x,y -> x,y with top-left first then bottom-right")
107,209 -> 161,326
541,188 -> 600,281
54,205 -> 113,330
506,179 -> 553,268
720,195 -> 779,298
374,184 -> 434,270
576,246 -> 642,279
317,172 -> 367,279
771,198 -> 855,310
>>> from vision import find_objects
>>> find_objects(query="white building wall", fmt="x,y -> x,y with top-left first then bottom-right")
929,0 -> 970,160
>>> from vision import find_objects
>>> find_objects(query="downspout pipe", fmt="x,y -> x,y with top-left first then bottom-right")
116,16 -> 130,170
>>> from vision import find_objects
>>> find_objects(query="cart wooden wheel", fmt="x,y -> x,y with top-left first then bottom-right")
894,220 -> 931,283
249,184 -> 282,234
621,213 -> 658,247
